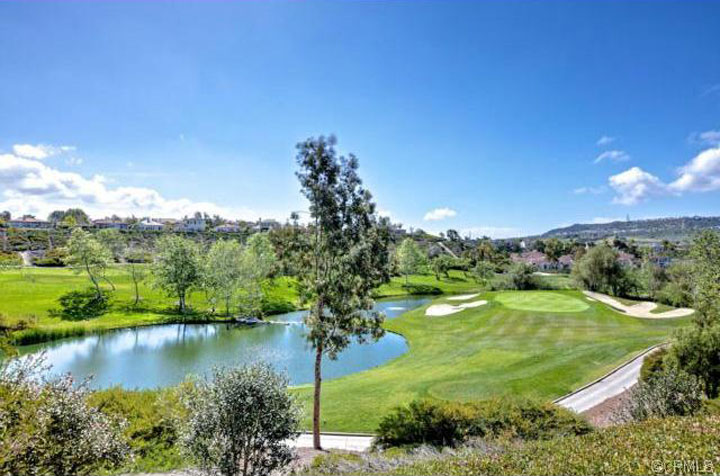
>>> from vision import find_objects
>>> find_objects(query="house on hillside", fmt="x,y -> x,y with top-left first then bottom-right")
177,217 -> 206,232
557,254 -> 574,270
511,250 -> 554,270
252,219 -> 280,233
7,216 -> 52,229
617,251 -> 637,267
137,218 -> 164,231
93,219 -> 129,230
214,223 -> 243,233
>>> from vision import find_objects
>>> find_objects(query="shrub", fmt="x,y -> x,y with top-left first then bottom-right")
505,263 -> 538,290
619,367 -> 705,422
668,322 -> 720,398
34,248 -> 68,267
639,347 -> 668,382
0,251 -> 21,266
56,287 -> 111,320
0,355 -> 131,475
375,398 -> 591,449
179,363 -> 301,476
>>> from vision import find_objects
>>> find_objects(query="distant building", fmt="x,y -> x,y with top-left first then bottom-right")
214,223 -> 243,233
93,219 -> 129,230
252,219 -> 280,233
137,218 -> 164,231
617,251 -> 637,267
177,217 -> 206,232
511,250 -> 554,270
7,216 -> 52,229
557,254 -> 574,270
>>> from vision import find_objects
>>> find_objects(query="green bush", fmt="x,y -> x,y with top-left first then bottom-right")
639,347 -> 668,382
620,367 -> 705,422
0,251 -> 21,266
55,288 -> 112,320
375,398 -> 591,449
34,248 -> 68,267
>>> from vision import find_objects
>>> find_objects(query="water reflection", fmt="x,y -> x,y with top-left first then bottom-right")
19,296 -> 431,389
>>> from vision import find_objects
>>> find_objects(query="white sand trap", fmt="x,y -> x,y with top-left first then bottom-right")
447,293 -> 480,301
583,291 -> 694,318
533,272 -> 554,276
426,300 -> 488,316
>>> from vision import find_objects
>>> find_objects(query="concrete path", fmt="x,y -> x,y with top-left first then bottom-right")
554,345 -> 665,413
291,432 -> 373,451
583,291 -> 693,318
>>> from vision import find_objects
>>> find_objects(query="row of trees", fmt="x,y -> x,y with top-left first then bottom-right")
62,228 -> 277,317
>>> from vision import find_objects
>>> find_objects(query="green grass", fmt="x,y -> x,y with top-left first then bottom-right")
293,290 -> 688,432
494,291 -> 590,313
0,267 -> 480,345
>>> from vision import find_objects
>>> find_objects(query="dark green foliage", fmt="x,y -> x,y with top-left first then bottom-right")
0,251 -> 21,266
56,288 -> 111,320
504,263 -> 538,290
375,398 -> 591,449
620,367 -> 705,421
34,248 -> 68,267
640,347 -> 668,382
668,322 -> 720,398
657,262 -> 694,307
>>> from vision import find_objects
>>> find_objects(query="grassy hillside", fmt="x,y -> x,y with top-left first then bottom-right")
293,290 -> 687,431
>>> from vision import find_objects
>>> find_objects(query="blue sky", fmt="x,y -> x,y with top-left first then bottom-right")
1,0 -> 719,237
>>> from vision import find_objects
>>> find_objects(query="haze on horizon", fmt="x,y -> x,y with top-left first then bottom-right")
1,1 -> 719,238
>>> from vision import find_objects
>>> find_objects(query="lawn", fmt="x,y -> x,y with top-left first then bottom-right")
293,290 -> 688,432
0,267 -> 481,344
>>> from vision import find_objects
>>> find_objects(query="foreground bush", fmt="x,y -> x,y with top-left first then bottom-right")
375,398 -> 591,449
180,363 -> 301,476
306,415 -> 720,476
0,355 -> 131,475
619,367 -> 705,422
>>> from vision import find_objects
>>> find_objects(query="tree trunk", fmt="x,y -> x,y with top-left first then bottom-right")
133,274 -> 140,306
313,342 -> 323,450
179,290 -> 185,313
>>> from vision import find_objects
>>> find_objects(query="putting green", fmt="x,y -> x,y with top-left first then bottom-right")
495,291 -> 590,313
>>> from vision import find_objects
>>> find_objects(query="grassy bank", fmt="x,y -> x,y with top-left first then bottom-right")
305,414 -> 720,475
292,290 -> 687,432
0,267 -> 483,345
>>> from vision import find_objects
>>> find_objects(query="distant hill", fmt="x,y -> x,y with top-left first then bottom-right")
538,216 -> 720,242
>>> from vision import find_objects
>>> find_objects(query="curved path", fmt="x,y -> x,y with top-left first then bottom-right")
583,291 -> 694,318
291,431 -> 373,451
554,344 -> 666,413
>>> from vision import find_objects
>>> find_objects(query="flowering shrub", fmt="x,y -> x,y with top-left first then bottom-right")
0,354 -> 131,475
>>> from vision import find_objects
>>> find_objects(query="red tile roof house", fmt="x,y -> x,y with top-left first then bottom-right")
510,250 -> 555,270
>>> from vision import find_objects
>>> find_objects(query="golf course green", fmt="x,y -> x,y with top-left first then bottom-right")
294,290 -> 688,431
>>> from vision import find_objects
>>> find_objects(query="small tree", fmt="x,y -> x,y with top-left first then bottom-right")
396,238 -> 426,285
124,245 -> 149,307
571,244 -> 625,295
180,364 -> 301,476
543,238 -> 564,263
152,235 -> 201,314
237,233 -> 277,317
204,240 -> 244,316
431,255 -> 453,280
507,262 -> 537,290
668,322 -> 720,398
65,228 -> 113,301
294,135 -> 391,449
471,261 -> 495,288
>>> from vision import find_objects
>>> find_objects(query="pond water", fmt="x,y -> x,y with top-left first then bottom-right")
18,296 -> 431,389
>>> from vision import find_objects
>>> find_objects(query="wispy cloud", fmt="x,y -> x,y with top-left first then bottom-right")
0,143 -> 270,220
12,144 -> 75,160
596,135 -> 616,147
423,207 -> 457,221
689,129 -> 720,147
608,146 -> 720,204
595,150 -> 630,164
573,186 -> 606,195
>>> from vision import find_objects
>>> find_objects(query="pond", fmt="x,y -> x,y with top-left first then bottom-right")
18,296 -> 431,389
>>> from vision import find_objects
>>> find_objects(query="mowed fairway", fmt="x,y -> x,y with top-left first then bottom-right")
294,290 -> 688,432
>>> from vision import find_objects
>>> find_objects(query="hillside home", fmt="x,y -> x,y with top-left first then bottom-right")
252,219 -> 280,233
177,217 -> 206,232
93,220 -> 129,230
137,219 -> 164,231
7,216 -> 52,229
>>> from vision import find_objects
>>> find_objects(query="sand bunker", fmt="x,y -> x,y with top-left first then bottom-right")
447,293 -> 480,301
426,300 -> 488,316
583,291 -> 694,318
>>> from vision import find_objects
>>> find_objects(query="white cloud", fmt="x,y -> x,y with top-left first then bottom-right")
668,147 -> 720,193
460,226 -> 521,239
595,150 -> 630,164
689,129 -> 720,147
0,145 -> 269,221
423,207 -> 457,221
608,167 -> 669,205
12,144 -> 75,160
573,186 -> 606,195
65,157 -> 83,167
596,135 -> 616,146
